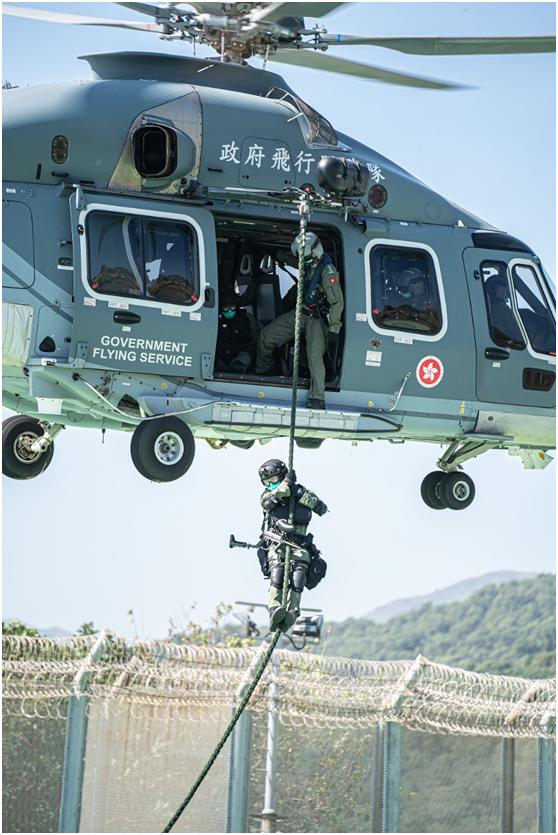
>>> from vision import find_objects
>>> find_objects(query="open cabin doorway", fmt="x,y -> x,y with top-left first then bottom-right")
213,214 -> 344,393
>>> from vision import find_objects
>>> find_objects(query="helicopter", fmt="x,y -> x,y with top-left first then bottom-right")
2,2 -> 556,510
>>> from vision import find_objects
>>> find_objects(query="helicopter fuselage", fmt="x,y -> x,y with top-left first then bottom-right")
2,53 -> 555,483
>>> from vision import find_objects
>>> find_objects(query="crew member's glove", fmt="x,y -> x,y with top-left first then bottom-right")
285,469 -> 296,486
327,330 -> 339,350
314,500 -> 328,516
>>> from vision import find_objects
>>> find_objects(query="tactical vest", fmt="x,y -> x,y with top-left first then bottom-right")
267,485 -> 312,528
303,254 -> 333,309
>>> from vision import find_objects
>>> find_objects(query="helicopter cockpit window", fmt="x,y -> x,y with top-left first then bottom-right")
87,211 -> 199,306
369,245 -> 442,335
510,264 -> 556,356
265,87 -> 338,147
480,261 -> 526,350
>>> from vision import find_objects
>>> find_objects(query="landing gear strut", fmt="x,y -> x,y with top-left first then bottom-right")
2,416 -> 63,480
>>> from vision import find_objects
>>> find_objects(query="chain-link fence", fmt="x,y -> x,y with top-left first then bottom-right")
2,635 -> 555,833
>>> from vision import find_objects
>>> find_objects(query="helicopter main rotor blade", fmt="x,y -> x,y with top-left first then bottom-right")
2,4 -> 167,33
318,34 -> 556,55
270,48 -> 468,90
250,2 -> 346,24
117,2 -> 171,18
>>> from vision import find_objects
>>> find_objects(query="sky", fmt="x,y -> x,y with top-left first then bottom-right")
2,1 -> 556,639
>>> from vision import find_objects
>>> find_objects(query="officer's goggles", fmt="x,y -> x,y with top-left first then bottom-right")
262,474 -> 282,486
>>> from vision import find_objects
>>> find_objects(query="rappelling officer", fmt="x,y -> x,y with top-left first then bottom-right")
258,458 -> 327,632
255,233 -> 344,410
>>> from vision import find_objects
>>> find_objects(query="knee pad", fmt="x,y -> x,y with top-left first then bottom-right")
291,567 -> 307,593
270,565 -> 284,590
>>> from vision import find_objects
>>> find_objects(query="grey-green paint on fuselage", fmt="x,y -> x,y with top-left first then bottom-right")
2,53 -> 555,476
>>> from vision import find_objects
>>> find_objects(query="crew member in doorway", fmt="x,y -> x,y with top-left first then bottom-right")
215,290 -> 257,373
257,459 -> 328,632
255,233 -> 344,410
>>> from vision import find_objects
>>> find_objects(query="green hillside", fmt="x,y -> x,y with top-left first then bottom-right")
324,574 -> 556,678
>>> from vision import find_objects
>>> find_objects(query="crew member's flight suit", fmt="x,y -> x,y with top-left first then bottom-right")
255,248 -> 344,406
260,474 -> 327,631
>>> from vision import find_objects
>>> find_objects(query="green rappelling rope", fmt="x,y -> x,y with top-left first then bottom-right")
162,197 -> 310,833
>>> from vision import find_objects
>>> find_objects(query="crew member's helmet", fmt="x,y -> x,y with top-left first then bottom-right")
221,290 -> 239,309
291,232 -> 324,262
397,267 -> 424,296
221,290 -> 239,319
258,458 -> 288,486
485,275 -> 510,302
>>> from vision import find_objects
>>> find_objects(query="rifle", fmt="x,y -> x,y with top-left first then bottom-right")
229,521 -> 301,551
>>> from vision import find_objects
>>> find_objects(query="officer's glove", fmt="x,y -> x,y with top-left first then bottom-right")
262,494 -> 280,510
327,330 -> 339,350
285,469 -> 296,486
314,500 -> 328,516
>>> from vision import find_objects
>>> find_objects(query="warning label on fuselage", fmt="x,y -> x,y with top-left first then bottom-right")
91,335 -> 193,367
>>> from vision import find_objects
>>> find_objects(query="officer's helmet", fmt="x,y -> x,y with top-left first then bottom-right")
259,458 -> 288,486
291,232 -> 324,262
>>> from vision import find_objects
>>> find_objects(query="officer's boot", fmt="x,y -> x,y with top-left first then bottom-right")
269,606 -> 287,631
281,609 -> 299,632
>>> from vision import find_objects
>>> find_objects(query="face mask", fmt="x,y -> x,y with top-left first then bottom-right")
223,308 -> 236,319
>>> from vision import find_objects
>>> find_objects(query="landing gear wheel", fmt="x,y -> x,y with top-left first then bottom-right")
230,439 -> 255,449
131,418 -> 195,482
420,471 -> 447,510
439,472 -> 476,510
295,438 -> 323,449
2,416 -> 54,480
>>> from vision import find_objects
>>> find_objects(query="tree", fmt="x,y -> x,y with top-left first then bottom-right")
75,622 -> 97,636
2,620 -> 38,636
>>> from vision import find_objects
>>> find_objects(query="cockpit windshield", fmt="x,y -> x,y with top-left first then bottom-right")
510,263 -> 556,356
265,87 -> 338,147
541,264 -> 556,305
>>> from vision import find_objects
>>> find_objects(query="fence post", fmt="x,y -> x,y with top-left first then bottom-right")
537,738 -> 556,833
370,720 -> 385,833
227,711 -> 253,832
58,631 -> 108,833
226,644 -> 269,833
500,737 -> 515,833
382,722 -> 401,833
261,653 -> 280,833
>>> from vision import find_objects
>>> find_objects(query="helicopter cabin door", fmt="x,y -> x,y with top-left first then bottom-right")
69,191 -> 217,380
463,247 -> 556,408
